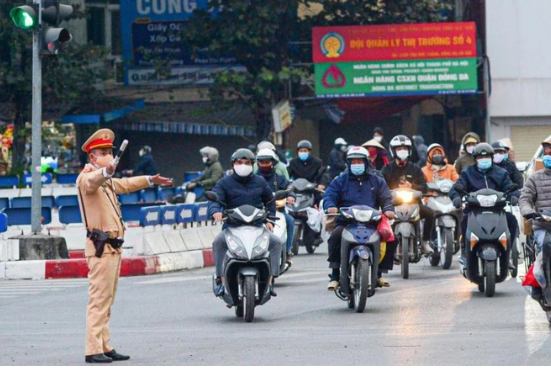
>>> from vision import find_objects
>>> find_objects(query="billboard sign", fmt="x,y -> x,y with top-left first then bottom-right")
313,22 -> 478,98
120,0 -> 238,86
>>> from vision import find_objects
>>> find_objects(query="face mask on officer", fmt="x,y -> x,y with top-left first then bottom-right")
396,148 -> 409,161
234,159 -> 253,177
476,157 -> 492,170
493,152 -> 505,164
91,149 -> 113,169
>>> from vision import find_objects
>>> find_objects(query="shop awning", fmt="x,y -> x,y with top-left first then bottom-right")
61,99 -> 145,124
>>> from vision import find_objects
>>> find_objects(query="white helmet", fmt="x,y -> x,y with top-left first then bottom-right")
389,135 -> 412,158
346,146 -> 370,161
256,148 -> 279,163
334,137 -> 347,146
257,141 -> 276,151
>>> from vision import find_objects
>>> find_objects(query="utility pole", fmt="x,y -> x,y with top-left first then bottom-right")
31,0 -> 43,234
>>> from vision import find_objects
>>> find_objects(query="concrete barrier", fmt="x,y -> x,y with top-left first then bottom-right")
196,226 -> 215,249
180,228 -> 204,251
163,230 -> 187,252
143,231 -> 171,255
4,260 -> 45,280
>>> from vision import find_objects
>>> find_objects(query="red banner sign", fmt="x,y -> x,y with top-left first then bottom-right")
313,22 -> 476,63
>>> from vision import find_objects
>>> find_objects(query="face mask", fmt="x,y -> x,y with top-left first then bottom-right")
139,150 -> 144,157
234,164 -> 253,177
477,158 -> 492,170
94,154 -> 113,168
298,152 -> 309,161
202,156 -> 209,164
493,153 -> 505,164
543,155 -> 551,169
350,164 -> 365,176
368,149 -> 377,158
431,156 -> 444,165
340,146 -> 347,152
374,136 -> 383,143
503,153 -> 509,162
259,165 -> 273,174
396,150 -> 409,161
466,145 -> 475,154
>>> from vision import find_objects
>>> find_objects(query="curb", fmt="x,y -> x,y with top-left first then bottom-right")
1,249 -> 214,280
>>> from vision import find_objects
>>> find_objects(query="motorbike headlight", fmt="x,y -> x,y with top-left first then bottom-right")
438,181 -> 453,193
397,191 -> 414,203
476,194 -> 498,207
353,209 -> 372,222
276,199 -> 286,207
542,215 -> 551,222
252,235 -> 269,259
227,235 -> 247,259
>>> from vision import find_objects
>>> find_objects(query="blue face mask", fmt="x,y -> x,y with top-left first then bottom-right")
350,164 -> 365,176
503,153 -> 509,162
298,152 -> 309,161
543,155 -> 551,169
477,158 -> 492,170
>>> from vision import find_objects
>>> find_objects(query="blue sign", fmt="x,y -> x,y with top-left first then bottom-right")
23,173 -> 53,185
120,0 -> 238,86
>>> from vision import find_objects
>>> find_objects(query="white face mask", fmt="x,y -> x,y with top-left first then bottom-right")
493,153 -> 505,164
374,136 -> 383,143
139,150 -> 144,157
466,145 -> 475,154
202,156 -> 209,164
396,150 -> 409,160
234,164 -> 253,177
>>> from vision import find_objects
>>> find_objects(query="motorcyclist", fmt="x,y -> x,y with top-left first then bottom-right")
255,148 -> 296,264
454,132 -> 481,175
491,141 -> 524,188
449,143 -> 520,265
255,141 -> 290,180
381,135 -> 435,254
422,144 -> 459,183
362,139 -> 389,171
324,147 -> 396,290
287,140 -> 329,191
328,138 -> 348,179
519,139 -> 551,302
412,135 -> 428,167
132,145 -> 158,176
209,149 -> 282,297
373,127 -> 389,151
186,146 -> 224,195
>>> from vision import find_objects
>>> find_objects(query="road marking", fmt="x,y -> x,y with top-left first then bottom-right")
0,279 -> 88,299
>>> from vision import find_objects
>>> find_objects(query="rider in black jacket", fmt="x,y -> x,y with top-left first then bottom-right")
381,135 -> 435,255
491,141 -> 524,188
287,140 -> 329,190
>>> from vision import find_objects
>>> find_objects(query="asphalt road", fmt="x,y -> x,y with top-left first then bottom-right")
1,244 -> 550,365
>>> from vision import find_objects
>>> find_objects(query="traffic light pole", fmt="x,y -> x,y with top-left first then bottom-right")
31,0 -> 42,234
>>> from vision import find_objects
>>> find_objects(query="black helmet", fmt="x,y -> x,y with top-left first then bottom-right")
491,141 -> 507,153
297,140 -> 313,150
231,148 -> 255,164
472,143 -> 494,158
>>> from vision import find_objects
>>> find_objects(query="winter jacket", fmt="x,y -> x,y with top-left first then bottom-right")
257,170 -> 296,199
449,165 -> 520,207
454,132 -> 481,175
208,173 -> 275,227
192,161 -> 224,191
519,169 -> 551,231
422,146 -> 459,183
328,147 -> 347,179
496,161 -> 524,188
133,154 -> 158,176
254,161 -> 290,180
381,161 -> 428,193
288,156 -> 329,187
324,170 -> 394,225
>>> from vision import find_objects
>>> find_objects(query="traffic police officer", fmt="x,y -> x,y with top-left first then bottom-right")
78,129 -> 171,363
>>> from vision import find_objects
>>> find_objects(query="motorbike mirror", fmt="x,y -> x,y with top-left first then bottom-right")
205,191 -> 227,208
274,190 -> 289,200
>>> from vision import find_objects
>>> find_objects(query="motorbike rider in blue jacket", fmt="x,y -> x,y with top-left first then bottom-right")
209,148 -> 282,297
449,143 -> 520,267
323,146 -> 396,290
255,148 -> 296,265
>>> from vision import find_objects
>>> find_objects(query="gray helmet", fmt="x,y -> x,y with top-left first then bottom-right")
297,140 -> 313,150
199,146 -> 219,163
472,143 -> 494,158
231,148 -> 255,164
491,141 -> 507,153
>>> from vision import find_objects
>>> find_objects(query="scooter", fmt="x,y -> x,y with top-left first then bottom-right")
287,179 -> 323,255
425,179 -> 461,269
273,196 -> 290,275
331,205 -> 382,313
455,184 -> 518,297
206,190 -> 288,322
392,188 -> 424,279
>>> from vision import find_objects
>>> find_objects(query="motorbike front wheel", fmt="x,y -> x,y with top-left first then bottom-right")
441,229 -> 454,270
353,259 -> 370,313
401,237 -> 410,279
484,260 -> 496,297
511,239 -> 519,278
292,224 -> 301,256
243,276 -> 256,322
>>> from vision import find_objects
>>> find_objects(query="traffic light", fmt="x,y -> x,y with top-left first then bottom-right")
10,0 -> 73,54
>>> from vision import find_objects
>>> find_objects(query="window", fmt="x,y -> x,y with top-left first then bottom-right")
86,6 -> 105,46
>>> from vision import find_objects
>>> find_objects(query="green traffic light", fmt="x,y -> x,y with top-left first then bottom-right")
10,6 -> 37,30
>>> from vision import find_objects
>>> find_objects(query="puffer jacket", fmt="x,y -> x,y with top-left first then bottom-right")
519,169 -> 551,231
191,161 -> 224,191
454,132 -> 480,175
422,145 -> 459,183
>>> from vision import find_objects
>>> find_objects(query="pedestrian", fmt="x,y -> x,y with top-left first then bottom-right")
78,129 -> 172,363
132,145 -> 158,176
